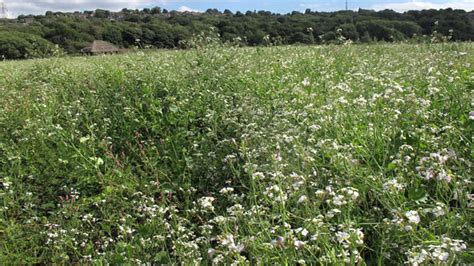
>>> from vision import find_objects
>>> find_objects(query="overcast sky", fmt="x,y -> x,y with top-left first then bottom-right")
3,0 -> 474,18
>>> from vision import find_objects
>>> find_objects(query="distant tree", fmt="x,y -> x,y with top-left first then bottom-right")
103,26 -> 123,45
206,9 -> 220,15
125,14 -> 142,22
94,9 -> 110,19
356,21 -> 396,41
0,31 -> 57,59
376,9 -> 403,20
290,32 -> 314,44
150,24 -> 174,48
151,7 -> 162,15
258,10 -> 272,16
141,27 -> 156,44
321,31 -> 336,42
277,16 -> 286,23
391,21 -> 422,37
122,27 -> 142,47
245,29 -> 266,45
339,23 -> 359,40
2,7 -> 473,59
360,31 -> 372,42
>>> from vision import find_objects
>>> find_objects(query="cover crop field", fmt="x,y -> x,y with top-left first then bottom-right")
0,43 -> 473,264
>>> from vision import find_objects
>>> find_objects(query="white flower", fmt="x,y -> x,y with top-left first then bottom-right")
335,231 -> 350,243
220,234 -> 234,246
302,78 -> 310,87
431,204 -> 446,217
219,234 -> 245,253
294,240 -> 306,249
297,195 -> 308,204
292,181 -> 304,190
309,124 -> 321,131
227,204 -> 244,216
301,228 -> 309,237
231,243 -> 245,253
326,208 -> 341,218
219,187 -> 234,194
436,251 -> 449,261
271,236 -> 285,248
198,197 -> 215,211
332,195 -> 346,206
405,210 -> 420,224
383,179 -> 405,191
274,152 -> 282,162
315,190 -> 325,197
252,172 -> 265,180
207,248 -> 216,257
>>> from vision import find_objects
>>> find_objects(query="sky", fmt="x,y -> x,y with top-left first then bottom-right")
3,0 -> 474,18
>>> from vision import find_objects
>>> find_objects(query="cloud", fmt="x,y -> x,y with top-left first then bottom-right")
177,5 -> 201,12
5,0 -> 472,18
4,0 -> 163,17
371,0 -> 474,12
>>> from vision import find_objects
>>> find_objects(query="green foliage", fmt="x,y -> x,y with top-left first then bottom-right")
0,31 -> 58,59
340,23 -> 360,41
0,43 -> 472,264
290,32 -> 314,44
360,31 -> 372,43
0,8 -> 472,58
356,20 -> 400,41
94,9 -> 110,19
102,25 -> 123,45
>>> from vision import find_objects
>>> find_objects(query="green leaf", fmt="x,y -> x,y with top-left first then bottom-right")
408,187 -> 427,202
154,251 -> 170,263
387,163 -> 397,171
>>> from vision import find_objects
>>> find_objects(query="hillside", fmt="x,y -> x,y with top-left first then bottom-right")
0,8 -> 473,59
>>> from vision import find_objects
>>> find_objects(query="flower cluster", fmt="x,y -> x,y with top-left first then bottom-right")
0,43 -> 471,264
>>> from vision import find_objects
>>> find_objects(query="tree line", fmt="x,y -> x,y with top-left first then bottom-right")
0,7 -> 473,59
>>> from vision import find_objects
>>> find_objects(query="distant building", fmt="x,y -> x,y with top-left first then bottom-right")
82,40 -> 120,55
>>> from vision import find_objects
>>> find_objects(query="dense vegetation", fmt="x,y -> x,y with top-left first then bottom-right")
0,7 -> 473,58
0,42 -> 472,264
0,31 -> 57,60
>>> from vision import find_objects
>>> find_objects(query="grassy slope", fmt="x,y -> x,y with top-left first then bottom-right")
0,43 -> 473,264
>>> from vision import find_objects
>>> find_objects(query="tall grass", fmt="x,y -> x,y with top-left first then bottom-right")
0,43 -> 473,264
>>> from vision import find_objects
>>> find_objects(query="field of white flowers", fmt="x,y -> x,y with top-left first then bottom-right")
0,43 -> 473,264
